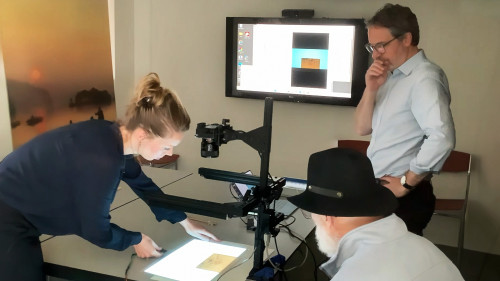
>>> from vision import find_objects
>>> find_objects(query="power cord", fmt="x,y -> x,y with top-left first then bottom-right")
216,246 -> 257,281
239,216 -> 248,225
279,225 -> 318,281
274,235 -> 290,281
229,182 -> 239,200
265,229 -> 308,273
280,215 -> 297,227
124,253 -> 137,281
273,235 -> 281,256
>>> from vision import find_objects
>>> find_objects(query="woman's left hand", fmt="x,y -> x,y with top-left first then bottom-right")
179,218 -> 221,242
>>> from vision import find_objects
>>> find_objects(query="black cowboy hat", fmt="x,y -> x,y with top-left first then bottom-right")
288,148 -> 398,217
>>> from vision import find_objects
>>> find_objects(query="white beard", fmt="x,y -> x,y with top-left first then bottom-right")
315,224 -> 340,257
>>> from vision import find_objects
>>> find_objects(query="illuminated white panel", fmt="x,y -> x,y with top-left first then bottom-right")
145,239 -> 247,281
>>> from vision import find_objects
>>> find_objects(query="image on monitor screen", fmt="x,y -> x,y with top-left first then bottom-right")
226,17 -> 369,106
291,32 -> 329,89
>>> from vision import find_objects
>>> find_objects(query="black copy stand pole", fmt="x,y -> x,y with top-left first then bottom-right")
250,97 -> 274,277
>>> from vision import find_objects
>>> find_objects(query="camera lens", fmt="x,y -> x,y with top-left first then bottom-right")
201,139 -> 219,158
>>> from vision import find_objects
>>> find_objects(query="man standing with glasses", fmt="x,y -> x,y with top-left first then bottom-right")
355,4 -> 455,235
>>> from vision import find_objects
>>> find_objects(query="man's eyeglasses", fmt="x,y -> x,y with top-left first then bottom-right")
365,35 -> 401,54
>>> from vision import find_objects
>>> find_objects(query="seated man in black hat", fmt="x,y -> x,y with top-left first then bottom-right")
288,148 -> 463,281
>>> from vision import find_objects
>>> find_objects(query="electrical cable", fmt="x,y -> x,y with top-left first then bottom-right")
239,216 -> 248,225
279,215 -> 296,227
228,182 -> 239,200
273,235 -> 281,256
279,225 -> 318,281
216,246 -> 257,281
124,253 -> 137,281
272,234 -> 290,281
287,225 -> 317,280
265,229 -> 308,273
268,172 -> 275,183
227,179 -> 249,226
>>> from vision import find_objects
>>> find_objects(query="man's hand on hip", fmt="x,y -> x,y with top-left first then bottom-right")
380,175 -> 411,198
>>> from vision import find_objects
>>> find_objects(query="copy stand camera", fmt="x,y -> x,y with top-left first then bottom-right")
146,97 -> 286,280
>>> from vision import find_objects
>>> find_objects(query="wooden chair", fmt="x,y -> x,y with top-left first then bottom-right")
337,139 -> 369,154
337,140 -> 472,267
433,150 -> 471,268
136,154 -> 180,170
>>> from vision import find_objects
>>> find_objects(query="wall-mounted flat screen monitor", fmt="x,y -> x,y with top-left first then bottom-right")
226,17 -> 369,106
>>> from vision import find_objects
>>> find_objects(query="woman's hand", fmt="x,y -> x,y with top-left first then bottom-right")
179,218 -> 221,242
133,233 -> 164,258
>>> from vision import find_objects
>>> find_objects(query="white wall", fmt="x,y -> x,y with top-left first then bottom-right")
0,39 -> 14,158
113,0 -> 135,119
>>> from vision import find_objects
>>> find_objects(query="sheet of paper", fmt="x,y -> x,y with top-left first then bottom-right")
196,253 -> 236,272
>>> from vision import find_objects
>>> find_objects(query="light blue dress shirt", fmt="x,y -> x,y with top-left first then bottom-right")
367,50 -> 455,178
320,214 -> 464,281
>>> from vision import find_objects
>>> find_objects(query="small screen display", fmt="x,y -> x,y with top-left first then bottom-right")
232,170 -> 254,199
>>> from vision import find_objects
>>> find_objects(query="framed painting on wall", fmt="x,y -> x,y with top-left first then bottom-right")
0,0 -> 116,149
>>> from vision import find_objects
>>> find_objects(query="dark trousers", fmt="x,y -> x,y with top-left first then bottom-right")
0,198 -> 45,281
395,180 -> 436,236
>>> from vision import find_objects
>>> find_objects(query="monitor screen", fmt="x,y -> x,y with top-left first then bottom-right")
226,17 -> 369,106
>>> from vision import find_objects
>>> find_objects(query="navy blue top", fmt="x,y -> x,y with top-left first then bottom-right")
0,120 -> 187,251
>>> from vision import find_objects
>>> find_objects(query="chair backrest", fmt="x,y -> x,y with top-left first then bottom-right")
337,139 -> 369,154
441,150 -> 471,173
439,150 -> 472,207
337,139 -> 472,202
338,140 -> 471,173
